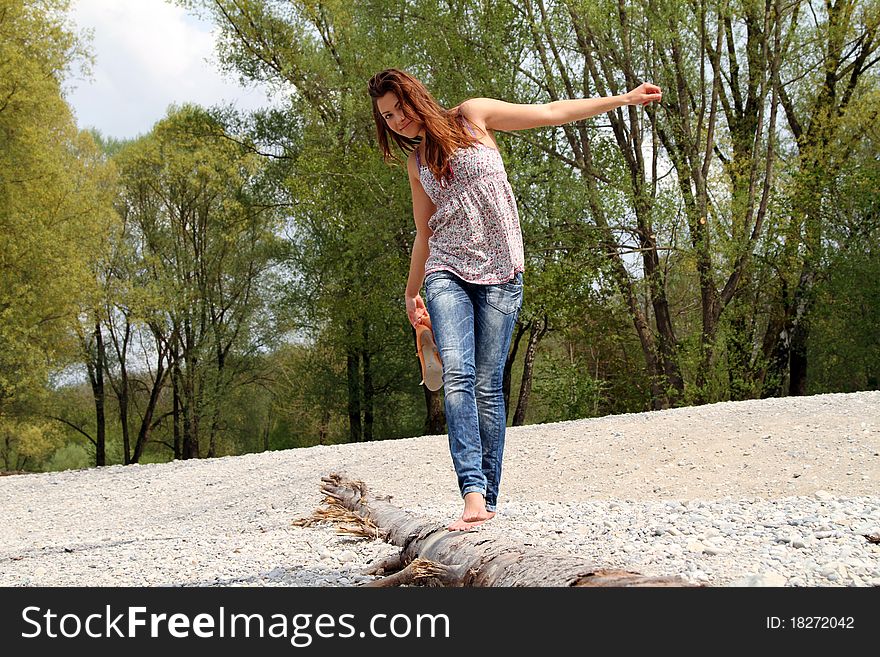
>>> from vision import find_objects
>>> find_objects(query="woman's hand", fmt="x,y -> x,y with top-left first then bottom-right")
625,83 -> 663,106
406,293 -> 428,328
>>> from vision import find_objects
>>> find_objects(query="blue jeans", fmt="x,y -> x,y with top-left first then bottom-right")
424,270 -> 523,512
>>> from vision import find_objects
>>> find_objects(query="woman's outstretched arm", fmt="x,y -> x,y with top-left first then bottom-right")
460,83 -> 662,132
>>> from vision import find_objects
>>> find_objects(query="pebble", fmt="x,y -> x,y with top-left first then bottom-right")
337,550 -> 358,564
733,573 -> 788,587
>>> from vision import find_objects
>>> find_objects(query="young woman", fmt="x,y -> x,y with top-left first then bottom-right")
368,69 -> 661,530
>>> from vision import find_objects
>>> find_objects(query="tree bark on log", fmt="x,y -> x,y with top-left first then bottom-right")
299,474 -> 694,587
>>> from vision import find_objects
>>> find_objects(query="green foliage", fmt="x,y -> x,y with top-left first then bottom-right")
807,117 -> 880,392
0,417 -> 65,472
112,104 -> 284,458
0,0 -> 117,465
44,442 -> 92,472
532,347 -> 609,422
809,251 -> 880,392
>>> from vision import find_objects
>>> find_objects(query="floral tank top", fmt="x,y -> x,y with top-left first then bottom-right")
417,121 -> 525,285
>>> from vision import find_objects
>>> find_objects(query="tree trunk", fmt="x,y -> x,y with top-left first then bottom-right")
106,318 -> 133,465
760,268 -> 817,398
207,329 -> 229,459
86,321 -> 107,467
788,319 -> 809,396
513,316 -> 548,426
206,400 -> 219,458
302,474 -> 691,587
132,335 -> 167,464
172,358 -> 182,460
362,339 -> 373,443
182,372 -> 198,459
759,319 -> 789,398
181,320 -> 200,460
423,387 -> 445,435
118,387 -> 130,464
503,321 -> 527,419
347,342 -> 362,443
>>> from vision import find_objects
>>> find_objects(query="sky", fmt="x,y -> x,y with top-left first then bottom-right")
66,0 -> 275,140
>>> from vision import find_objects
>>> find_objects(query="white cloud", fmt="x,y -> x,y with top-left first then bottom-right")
67,0 -> 274,139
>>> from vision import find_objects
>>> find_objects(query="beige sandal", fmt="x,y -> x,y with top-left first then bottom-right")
415,317 -> 443,391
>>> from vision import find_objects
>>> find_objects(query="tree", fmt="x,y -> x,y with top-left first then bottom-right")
0,0 -> 116,469
114,105 -> 282,460
762,0 -> 880,395
805,106 -> 880,392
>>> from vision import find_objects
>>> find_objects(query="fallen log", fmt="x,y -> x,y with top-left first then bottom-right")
294,473 -> 695,587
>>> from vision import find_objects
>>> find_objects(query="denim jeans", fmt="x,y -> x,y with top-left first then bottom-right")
424,269 -> 523,512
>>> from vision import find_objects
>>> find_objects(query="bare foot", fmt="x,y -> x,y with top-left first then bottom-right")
447,517 -> 485,531
447,492 -> 497,531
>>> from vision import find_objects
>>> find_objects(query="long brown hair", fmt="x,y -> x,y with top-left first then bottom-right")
367,68 -> 478,183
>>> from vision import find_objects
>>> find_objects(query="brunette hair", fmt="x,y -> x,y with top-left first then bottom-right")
367,68 -> 478,182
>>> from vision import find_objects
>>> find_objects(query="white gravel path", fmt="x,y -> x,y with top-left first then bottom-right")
1,391 -> 877,587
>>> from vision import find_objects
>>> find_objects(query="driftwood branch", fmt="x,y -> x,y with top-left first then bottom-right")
296,473 -> 695,587
362,553 -> 405,577
361,558 -> 467,588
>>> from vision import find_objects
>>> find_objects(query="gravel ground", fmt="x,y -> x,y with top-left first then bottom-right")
1,391 -> 877,587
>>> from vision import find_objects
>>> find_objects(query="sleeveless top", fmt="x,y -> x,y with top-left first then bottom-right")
416,120 -> 525,285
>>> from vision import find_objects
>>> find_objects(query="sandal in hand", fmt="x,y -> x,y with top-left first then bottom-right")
415,315 -> 443,391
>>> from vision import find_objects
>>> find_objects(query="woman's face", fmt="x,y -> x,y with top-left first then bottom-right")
376,92 -> 422,139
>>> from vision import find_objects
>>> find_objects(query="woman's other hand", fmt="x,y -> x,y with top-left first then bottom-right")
406,293 -> 428,328
625,83 -> 663,106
